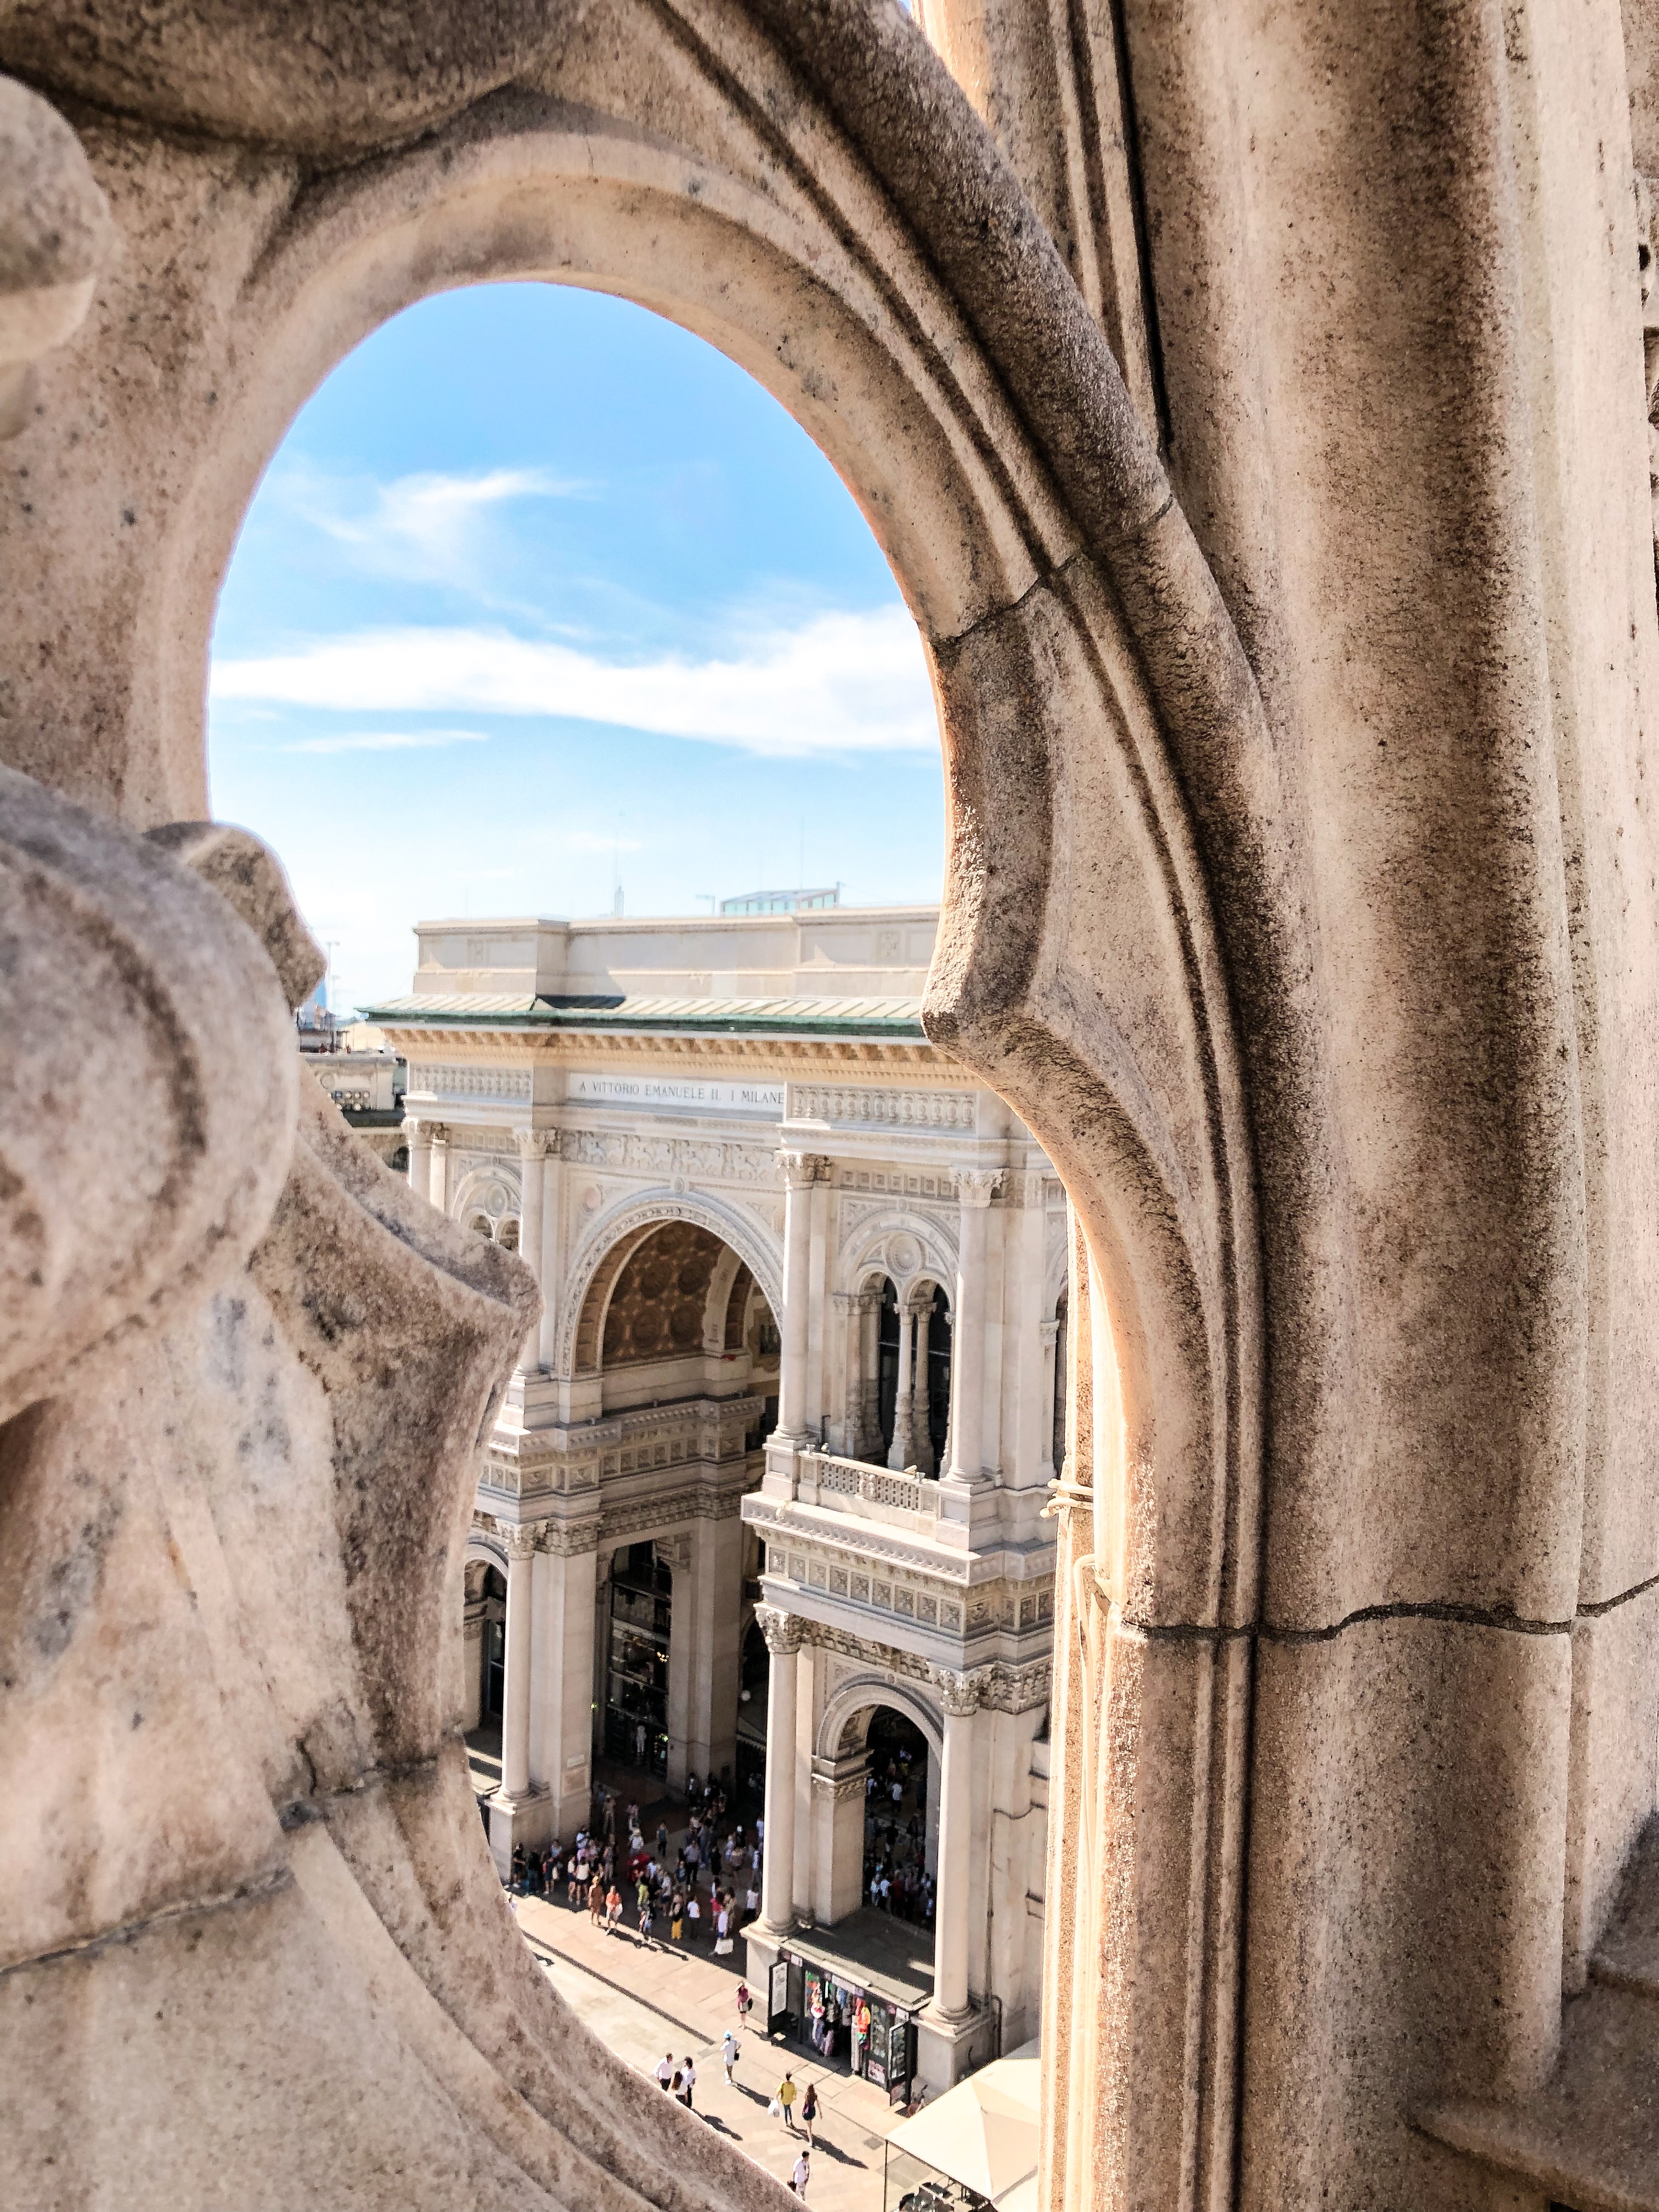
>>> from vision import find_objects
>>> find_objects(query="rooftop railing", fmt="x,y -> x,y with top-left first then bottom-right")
794,1448 -> 943,1523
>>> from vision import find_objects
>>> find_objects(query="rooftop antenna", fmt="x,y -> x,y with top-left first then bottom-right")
696,894 -> 717,913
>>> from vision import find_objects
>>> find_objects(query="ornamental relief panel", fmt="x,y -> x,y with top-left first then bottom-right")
454,1130 -> 517,1159
409,1063 -> 533,1102
837,1203 -> 958,1285
559,1127 -> 776,1183
791,1084 -> 978,1131
764,1538 -> 967,1635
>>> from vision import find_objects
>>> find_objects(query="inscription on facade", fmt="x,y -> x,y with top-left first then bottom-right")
569,1072 -> 786,1115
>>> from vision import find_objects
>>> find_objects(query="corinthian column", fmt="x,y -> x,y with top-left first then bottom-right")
775,1152 -> 828,1447
514,1127 -> 546,1374
888,1303 -> 915,1470
928,1667 -> 983,2021
755,1604 -> 806,1934
912,1301 -> 934,1474
945,1169 -> 1002,1486
498,1522 -> 538,1801
858,1290 -> 882,1458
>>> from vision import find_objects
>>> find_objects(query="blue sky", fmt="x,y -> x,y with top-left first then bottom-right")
208,282 -> 944,1013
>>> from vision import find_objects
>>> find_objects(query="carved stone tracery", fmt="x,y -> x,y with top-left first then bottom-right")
1,5 -> 1652,2210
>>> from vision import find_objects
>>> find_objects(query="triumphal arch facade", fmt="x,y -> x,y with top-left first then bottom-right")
369,903 -> 1062,2080
2,1 -> 1655,2208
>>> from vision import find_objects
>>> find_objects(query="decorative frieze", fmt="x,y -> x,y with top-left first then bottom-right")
454,1130 -> 516,1157
560,1128 -> 776,1182
838,1171 -> 950,1200
763,1535 -> 967,1634
792,1084 -> 977,1131
786,1618 -> 1051,1716
410,1063 -> 532,1102
599,1481 -> 753,1541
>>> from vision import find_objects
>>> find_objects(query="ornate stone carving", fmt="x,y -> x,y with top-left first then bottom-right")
7,6 -> 1649,2209
754,1604 -> 806,1657
885,1231 -> 923,1279
559,1126 -> 774,1182
513,1126 -> 549,1160
409,1063 -> 532,1102
775,1148 -> 831,1188
952,1167 -> 1005,1209
495,1519 -> 541,1561
930,1665 -> 990,1717
791,1084 -> 977,1130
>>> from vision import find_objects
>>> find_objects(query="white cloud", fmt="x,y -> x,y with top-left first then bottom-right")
213,605 -> 937,757
273,464 -> 587,595
284,729 -> 489,754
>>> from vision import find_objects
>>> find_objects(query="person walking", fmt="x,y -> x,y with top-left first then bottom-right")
605,1883 -> 623,1934
799,2080 -> 817,2148
656,2052 -> 674,2092
721,2029 -> 738,2085
791,2149 -> 810,2199
680,2056 -> 696,2111
775,2072 -> 798,2131
736,1982 -> 753,2030
638,1895 -> 654,1947
588,1874 -> 605,1929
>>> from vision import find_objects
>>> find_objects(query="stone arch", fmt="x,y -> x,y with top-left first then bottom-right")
704,1242 -> 748,1353
83,42 -> 1261,1725
597,1219 -> 726,1369
1043,1226 -> 1070,1321
5,16 -> 1278,2203
816,1672 -> 944,1771
557,1189 -> 785,1379
449,1161 -> 521,1238
464,1529 -> 508,1581
838,1212 -> 959,1306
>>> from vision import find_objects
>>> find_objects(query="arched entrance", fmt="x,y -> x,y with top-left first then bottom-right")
860,1708 -> 936,1920
467,1203 -> 782,1823
602,1538 -> 672,1780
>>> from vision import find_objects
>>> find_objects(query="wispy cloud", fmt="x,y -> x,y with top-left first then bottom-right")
284,729 -> 489,754
213,605 -> 936,757
270,464 -> 588,599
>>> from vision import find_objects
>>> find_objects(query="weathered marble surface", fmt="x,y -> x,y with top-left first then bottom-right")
1,2 -> 1655,2206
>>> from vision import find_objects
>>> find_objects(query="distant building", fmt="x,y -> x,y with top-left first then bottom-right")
297,1013 -> 407,1166
365,902 -> 1061,2090
719,885 -> 839,915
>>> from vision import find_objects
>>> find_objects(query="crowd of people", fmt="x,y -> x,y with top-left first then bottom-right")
862,1748 -> 935,1926
495,1767 -> 907,2199
504,1772 -> 763,1957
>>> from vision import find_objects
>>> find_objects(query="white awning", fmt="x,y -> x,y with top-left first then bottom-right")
887,2055 -> 1040,2200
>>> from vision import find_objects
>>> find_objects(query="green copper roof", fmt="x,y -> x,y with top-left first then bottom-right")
361,992 -> 929,1041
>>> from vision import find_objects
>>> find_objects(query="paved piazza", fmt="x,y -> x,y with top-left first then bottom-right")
509,1877 -> 911,2210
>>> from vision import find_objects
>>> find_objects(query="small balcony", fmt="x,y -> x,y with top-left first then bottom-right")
789,1447 -> 944,1536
